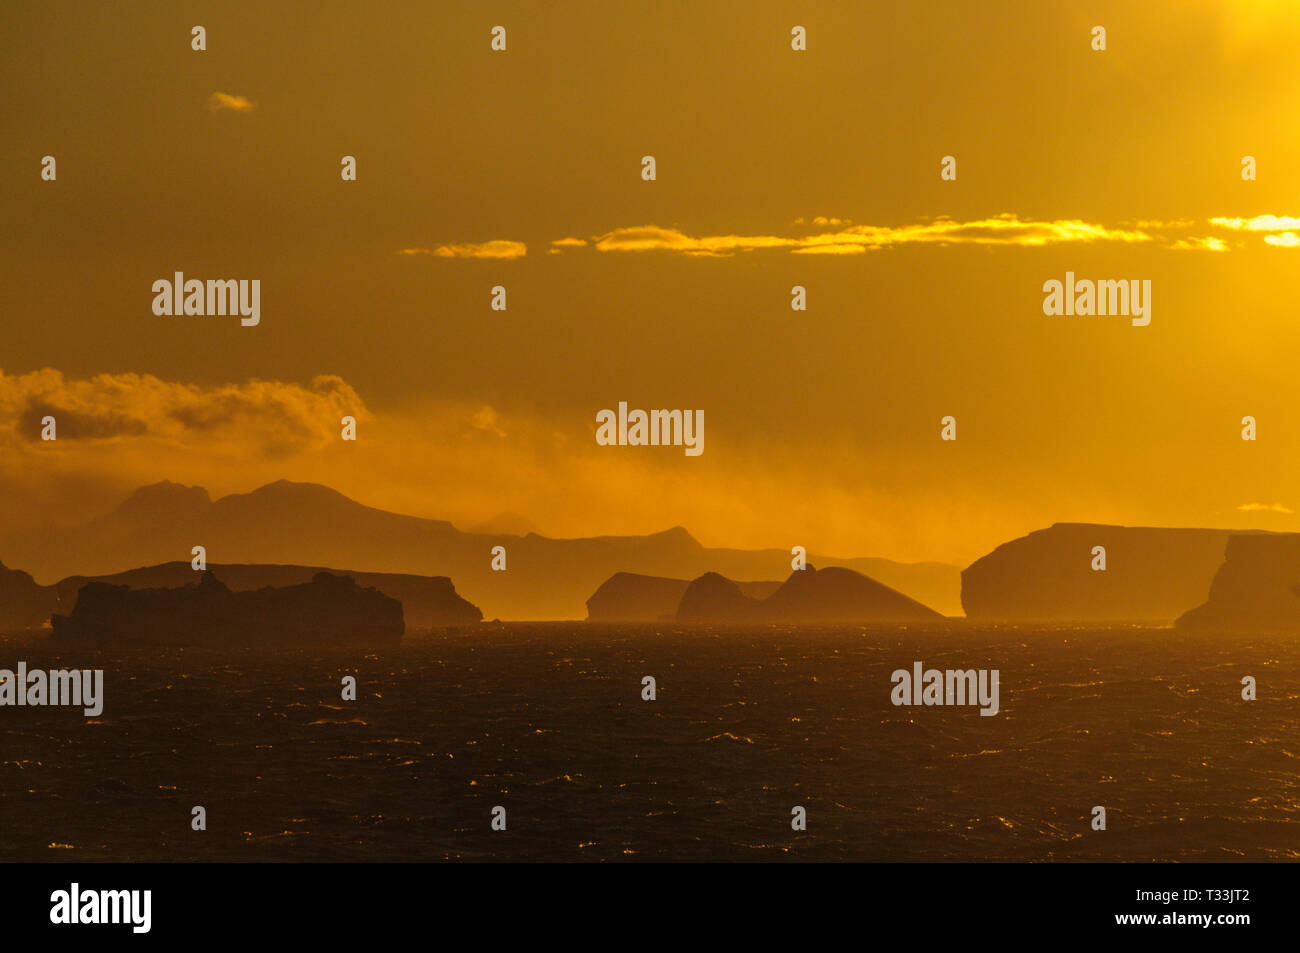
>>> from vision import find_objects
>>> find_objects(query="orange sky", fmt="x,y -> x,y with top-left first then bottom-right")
3,0 -> 1300,566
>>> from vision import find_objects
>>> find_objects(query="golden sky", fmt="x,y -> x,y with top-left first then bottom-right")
3,0 -> 1300,566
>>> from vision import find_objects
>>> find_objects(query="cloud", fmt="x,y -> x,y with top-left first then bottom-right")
420,213 -> 1300,262
0,367 -> 992,567
1237,502 -> 1293,514
399,241 -> 527,260
1208,214 -> 1300,247
549,237 -> 587,256
1169,236 -> 1228,252
4,368 -> 1281,578
471,404 -> 506,437
590,225 -> 793,254
854,216 -> 1153,246
792,244 -> 869,255
206,92 -> 256,112
1209,214 -> 1300,232
583,215 -> 1155,256
0,369 -> 361,457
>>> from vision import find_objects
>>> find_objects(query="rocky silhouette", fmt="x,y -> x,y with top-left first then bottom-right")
676,566 -> 945,623
51,571 -> 404,646
1177,534 -> 1300,631
0,480 -> 962,619
961,524 -> 1262,623
54,562 -> 480,628
586,572 -> 780,622
761,565 -> 945,623
0,559 -> 480,631
0,560 -> 55,630
677,572 -> 766,622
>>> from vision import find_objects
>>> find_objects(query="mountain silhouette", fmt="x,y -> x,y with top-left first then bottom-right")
960,523 -> 1269,622
1177,534 -> 1300,631
0,480 -> 960,620
51,570 -> 404,646
586,572 -> 781,621
467,512 -> 540,536
0,560 -> 54,629
761,565 -> 945,623
52,562 -> 481,628
676,565 -> 945,623
677,572 -> 766,622
0,559 -> 480,632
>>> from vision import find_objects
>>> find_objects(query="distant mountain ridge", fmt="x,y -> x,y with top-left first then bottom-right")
0,560 -> 53,629
586,572 -> 781,622
0,479 -> 962,620
961,523 -> 1272,623
0,560 -> 481,631
52,571 -> 404,646
55,562 -> 482,628
676,566 -> 945,623
1177,534 -> 1300,631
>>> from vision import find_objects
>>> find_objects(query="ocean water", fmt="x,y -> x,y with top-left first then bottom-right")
1,623 -> 1297,862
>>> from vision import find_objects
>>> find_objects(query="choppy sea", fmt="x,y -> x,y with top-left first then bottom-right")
1,624 -> 1296,861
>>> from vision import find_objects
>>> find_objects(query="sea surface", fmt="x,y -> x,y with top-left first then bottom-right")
1,624 -> 1297,862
